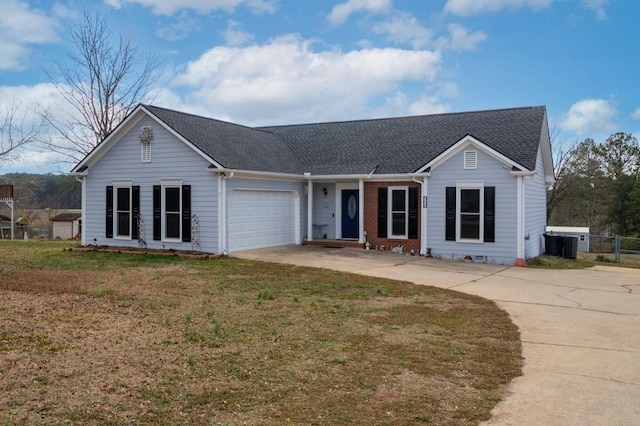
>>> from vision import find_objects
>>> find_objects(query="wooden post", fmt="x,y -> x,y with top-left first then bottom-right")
0,185 -> 15,240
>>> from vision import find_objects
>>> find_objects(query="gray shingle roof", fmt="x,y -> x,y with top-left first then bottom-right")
143,104 -> 546,175
144,105 -> 304,173
50,212 -> 81,222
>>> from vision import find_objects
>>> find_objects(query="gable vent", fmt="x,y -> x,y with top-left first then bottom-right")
464,150 -> 477,170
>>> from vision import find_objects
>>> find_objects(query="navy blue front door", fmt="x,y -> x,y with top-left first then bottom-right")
341,190 -> 359,239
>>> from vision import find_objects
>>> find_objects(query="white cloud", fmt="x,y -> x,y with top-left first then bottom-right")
631,108 -> 640,120
582,0 -> 609,20
559,98 -> 616,136
156,11 -> 202,41
371,12 -> 433,49
168,34 -> 442,124
438,23 -> 487,51
221,20 -> 254,46
0,0 -> 60,70
444,0 -> 554,16
0,84 -> 71,172
373,92 -> 449,118
104,0 -> 278,15
328,0 -> 392,26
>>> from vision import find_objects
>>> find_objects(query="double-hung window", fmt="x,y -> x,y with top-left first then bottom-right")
389,186 -> 409,238
164,185 -> 181,240
106,181 -> 140,240
445,182 -> 495,243
116,186 -> 132,238
459,188 -> 481,240
377,186 -> 419,240
153,181 -> 191,242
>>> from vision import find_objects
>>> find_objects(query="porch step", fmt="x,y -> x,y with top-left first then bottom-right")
303,239 -> 364,249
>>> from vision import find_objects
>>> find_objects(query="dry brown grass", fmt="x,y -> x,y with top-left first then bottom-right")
0,241 -> 522,425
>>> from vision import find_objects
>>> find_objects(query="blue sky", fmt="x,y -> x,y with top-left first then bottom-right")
0,0 -> 638,173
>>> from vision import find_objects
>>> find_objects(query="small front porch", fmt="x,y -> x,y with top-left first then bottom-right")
303,238 -> 364,249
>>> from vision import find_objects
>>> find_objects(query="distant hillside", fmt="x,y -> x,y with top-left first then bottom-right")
0,173 -> 81,211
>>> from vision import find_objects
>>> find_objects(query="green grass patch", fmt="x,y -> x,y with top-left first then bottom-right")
0,240 -> 521,425
526,255 -> 594,269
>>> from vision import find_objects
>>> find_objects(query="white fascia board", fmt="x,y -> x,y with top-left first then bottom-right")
140,106 -> 224,169
71,105 -> 146,172
71,105 -> 225,173
209,168 -> 307,182
510,170 -> 536,177
209,169 -> 430,182
306,173 -> 428,182
540,111 -> 555,183
416,135 -> 528,173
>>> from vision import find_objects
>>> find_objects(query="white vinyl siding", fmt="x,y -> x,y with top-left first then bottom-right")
428,147 -> 518,265
525,145 -> 548,258
83,115 -> 218,252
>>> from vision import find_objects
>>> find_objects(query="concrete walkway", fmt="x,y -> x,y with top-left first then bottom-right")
234,245 -> 640,425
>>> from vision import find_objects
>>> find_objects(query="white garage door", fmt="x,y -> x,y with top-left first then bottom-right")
228,190 -> 296,252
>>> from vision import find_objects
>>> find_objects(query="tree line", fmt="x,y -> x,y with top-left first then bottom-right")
548,132 -> 640,236
0,173 -> 81,211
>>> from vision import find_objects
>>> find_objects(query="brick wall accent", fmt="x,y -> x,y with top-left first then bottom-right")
364,181 -> 421,253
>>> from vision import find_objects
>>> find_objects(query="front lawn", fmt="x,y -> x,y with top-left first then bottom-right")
0,241 -> 521,425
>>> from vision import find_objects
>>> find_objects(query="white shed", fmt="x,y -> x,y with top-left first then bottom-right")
546,226 -> 590,252
50,211 -> 82,240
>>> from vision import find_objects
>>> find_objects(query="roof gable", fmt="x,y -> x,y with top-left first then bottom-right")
417,135 -> 528,173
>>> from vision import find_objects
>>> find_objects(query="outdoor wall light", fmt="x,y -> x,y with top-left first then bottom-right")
322,187 -> 328,197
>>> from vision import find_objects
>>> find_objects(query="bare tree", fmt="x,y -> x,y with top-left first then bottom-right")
43,11 -> 158,164
546,127 -> 577,222
0,102 -> 47,165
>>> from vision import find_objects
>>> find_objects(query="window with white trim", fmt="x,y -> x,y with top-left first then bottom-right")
164,185 -> 181,240
115,183 -> 132,239
388,186 -> 408,238
445,182 -> 495,243
154,180 -> 191,243
458,188 -> 482,240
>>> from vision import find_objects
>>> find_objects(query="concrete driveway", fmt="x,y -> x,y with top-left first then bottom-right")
234,245 -> 640,425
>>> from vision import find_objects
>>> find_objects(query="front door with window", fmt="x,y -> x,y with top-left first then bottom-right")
341,189 -> 359,239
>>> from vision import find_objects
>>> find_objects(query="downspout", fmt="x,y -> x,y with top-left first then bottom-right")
306,175 -> 313,241
217,174 -> 224,254
75,175 -> 86,245
413,176 -> 427,256
516,175 -> 526,266
218,172 -> 234,255
358,179 -> 365,244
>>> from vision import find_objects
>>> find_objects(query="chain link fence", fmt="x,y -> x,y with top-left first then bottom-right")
589,235 -> 640,264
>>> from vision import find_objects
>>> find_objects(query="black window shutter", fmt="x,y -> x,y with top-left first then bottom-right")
408,187 -> 418,239
181,185 -> 191,242
106,186 -> 113,238
153,185 -> 161,241
132,186 -> 140,240
484,186 -> 495,243
445,187 -> 456,241
377,187 -> 388,238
